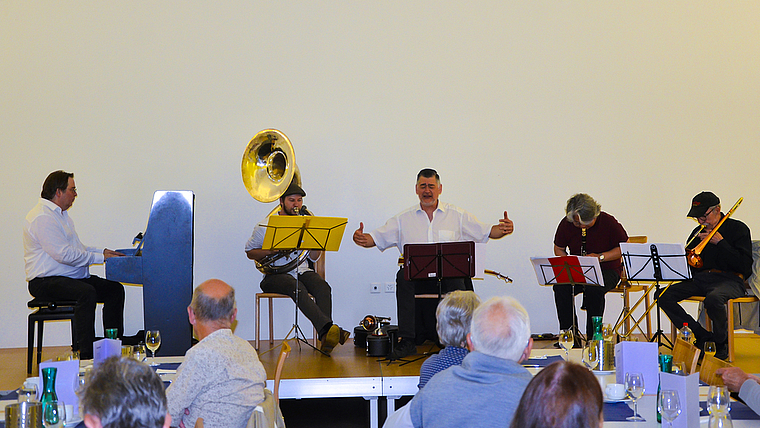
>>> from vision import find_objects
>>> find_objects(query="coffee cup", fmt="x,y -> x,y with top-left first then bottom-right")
605,383 -> 627,400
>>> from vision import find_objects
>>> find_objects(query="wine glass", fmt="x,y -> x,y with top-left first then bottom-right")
558,329 -> 574,360
708,385 -> 731,415
625,372 -> 645,421
145,330 -> 161,366
582,344 -> 599,371
659,389 -> 681,428
704,341 -> 717,358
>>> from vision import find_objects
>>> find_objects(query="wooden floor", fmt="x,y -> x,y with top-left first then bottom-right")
4,333 -> 760,428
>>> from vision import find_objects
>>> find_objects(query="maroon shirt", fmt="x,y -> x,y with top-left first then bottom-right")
553,211 -> 628,275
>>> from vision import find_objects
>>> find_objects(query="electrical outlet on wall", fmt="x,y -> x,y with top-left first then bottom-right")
385,282 -> 395,293
370,282 -> 381,294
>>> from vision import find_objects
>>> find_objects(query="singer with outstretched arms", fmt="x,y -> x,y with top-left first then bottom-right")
352,168 -> 514,360
656,191 -> 752,360
245,182 -> 349,354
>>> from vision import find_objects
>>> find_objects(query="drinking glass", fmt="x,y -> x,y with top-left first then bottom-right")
704,341 -> 717,358
558,329 -> 574,360
659,389 -> 681,428
18,382 -> 37,402
145,330 -> 161,366
43,399 -> 64,428
602,323 -> 614,341
582,344 -> 599,371
625,372 -> 645,421
133,344 -> 147,362
708,413 -> 734,428
708,385 -> 731,415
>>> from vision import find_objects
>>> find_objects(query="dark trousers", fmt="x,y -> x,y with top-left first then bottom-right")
28,275 -> 125,357
656,271 -> 746,344
260,271 -> 333,337
553,269 -> 620,337
396,267 -> 472,340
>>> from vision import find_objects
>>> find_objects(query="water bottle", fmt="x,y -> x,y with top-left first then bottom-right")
677,323 -> 694,344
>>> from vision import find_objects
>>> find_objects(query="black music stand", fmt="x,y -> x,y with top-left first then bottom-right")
393,241 -> 475,364
261,215 -> 347,356
531,255 -> 603,345
620,242 -> 690,348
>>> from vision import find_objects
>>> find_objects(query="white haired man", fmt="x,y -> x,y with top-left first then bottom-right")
81,356 -> 170,428
409,296 -> 533,428
166,279 -> 266,428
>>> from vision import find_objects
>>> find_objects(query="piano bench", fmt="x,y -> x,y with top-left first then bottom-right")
27,299 -> 77,374
255,293 -> 318,350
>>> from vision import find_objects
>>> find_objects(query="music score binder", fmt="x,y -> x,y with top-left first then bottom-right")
404,241 -> 475,281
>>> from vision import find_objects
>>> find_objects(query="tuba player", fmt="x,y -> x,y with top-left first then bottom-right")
245,182 -> 349,354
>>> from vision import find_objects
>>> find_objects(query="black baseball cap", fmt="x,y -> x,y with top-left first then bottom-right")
282,182 -> 306,198
687,191 -> 720,218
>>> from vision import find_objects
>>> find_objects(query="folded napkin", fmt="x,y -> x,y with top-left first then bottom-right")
700,401 -> 760,420
155,362 -> 182,371
603,401 -> 635,421
523,355 -> 564,368
0,389 -> 19,401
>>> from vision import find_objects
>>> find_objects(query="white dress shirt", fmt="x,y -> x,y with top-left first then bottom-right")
23,198 -> 104,281
369,202 -> 491,254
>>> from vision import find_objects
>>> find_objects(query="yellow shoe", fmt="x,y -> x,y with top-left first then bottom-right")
320,324 -> 340,354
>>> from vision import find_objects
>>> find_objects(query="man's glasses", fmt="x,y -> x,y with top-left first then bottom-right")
698,206 -> 717,220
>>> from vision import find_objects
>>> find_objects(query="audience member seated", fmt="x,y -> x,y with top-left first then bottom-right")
80,356 -> 170,428
166,279 -> 267,428
716,366 -> 760,415
409,296 -> 533,428
418,290 -> 481,389
383,290 -> 481,428
510,361 -> 604,428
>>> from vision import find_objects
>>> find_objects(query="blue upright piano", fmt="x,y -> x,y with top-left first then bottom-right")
106,191 -> 194,356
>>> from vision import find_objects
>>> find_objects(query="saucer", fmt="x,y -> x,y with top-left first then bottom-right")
604,396 -> 629,403
593,369 -> 615,375
65,417 -> 83,427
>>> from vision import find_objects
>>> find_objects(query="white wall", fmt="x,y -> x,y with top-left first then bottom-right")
2,1 -> 759,348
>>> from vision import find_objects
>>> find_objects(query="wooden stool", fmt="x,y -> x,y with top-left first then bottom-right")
254,257 -> 327,350
27,299 -> 77,374
255,292 -> 318,349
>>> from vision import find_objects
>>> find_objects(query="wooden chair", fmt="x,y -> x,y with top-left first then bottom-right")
248,342 -> 289,428
699,353 -> 732,386
673,294 -> 759,362
273,340 -> 291,406
255,256 -> 323,349
671,337 -> 700,375
611,236 -> 652,339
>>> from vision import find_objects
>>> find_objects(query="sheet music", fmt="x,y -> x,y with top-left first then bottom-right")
619,242 -> 691,281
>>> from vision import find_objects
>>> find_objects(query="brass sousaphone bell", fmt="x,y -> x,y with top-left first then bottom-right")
242,129 -> 301,203
242,129 -> 310,274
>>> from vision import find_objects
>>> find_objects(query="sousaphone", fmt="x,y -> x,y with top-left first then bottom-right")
242,129 -> 310,274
